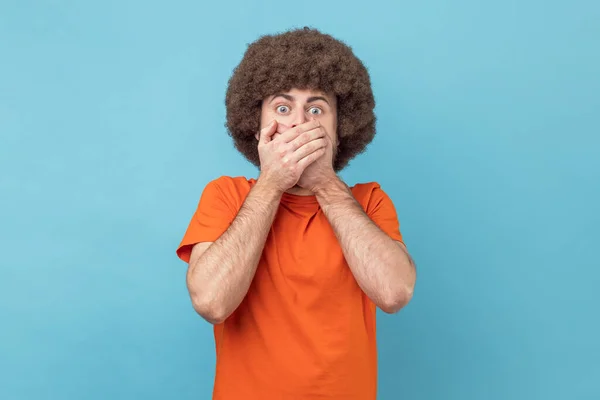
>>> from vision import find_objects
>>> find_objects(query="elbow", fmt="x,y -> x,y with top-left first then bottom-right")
379,285 -> 414,314
189,293 -> 229,325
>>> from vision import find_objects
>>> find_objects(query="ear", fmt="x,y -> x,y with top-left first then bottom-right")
255,132 -> 260,141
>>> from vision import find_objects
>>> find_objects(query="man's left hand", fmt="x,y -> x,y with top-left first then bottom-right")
296,130 -> 337,192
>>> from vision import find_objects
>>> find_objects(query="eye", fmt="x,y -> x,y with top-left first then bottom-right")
308,106 -> 322,115
276,105 -> 290,114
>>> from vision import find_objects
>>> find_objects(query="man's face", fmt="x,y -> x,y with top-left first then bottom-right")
259,88 -> 338,157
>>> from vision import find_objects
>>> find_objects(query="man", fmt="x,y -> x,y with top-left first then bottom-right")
176,27 -> 416,399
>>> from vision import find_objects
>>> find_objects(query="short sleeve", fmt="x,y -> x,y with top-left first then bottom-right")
353,183 -> 404,244
176,177 -> 248,263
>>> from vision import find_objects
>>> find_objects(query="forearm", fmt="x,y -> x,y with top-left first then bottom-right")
188,179 -> 281,323
316,178 -> 416,313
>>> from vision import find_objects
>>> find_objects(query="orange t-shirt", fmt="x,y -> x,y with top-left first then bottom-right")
177,176 -> 404,400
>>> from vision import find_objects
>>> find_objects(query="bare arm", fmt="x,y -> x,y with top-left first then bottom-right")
186,180 -> 281,324
315,177 -> 416,313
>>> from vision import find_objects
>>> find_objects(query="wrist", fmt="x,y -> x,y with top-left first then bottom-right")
314,176 -> 352,205
254,177 -> 285,201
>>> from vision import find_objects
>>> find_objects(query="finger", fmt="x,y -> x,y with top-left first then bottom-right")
258,120 -> 278,144
297,147 -> 327,170
292,138 -> 327,163
278,120 -> 321,143
288,126 -> 327,151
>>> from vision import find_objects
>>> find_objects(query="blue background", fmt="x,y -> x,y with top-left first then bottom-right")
1,0 -> 598,399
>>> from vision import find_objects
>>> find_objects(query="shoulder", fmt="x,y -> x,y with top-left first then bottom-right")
350,181 -> 395,214
201,175 -> 256,204
205,175 -> 255,192
350,181 -> 384,201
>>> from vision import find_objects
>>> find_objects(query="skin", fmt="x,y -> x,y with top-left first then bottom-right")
186,89 -> 416,324
257,89 -> 339,195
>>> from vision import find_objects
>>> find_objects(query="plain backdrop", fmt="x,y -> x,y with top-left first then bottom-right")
1,1 -> 599,399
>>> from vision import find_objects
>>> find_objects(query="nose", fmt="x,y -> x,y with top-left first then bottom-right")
289,108 -> 308,128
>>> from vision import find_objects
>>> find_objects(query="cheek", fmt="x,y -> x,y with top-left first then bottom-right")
260,107 -> 275,128
321,119 -> 337,141
261,109 -> 289,133
276,123 -> 291,133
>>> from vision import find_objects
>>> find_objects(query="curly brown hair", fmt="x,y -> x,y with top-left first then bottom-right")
225,27 -> 376,171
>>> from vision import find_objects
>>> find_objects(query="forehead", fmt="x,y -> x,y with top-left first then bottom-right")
267,88 -> 335,103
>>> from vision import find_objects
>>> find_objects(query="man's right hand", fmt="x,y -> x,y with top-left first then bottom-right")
257,120 -> 327,193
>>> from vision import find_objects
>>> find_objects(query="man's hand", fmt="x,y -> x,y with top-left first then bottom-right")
257,120 -> 327,193
296,123 -> 337,192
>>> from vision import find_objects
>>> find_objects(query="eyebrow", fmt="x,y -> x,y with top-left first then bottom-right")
307,96 -> 330,105
269,94 -> 330,105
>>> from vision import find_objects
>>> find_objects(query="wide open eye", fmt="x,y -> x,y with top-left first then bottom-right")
308,106 -> 323,115
276,105 -> 290,114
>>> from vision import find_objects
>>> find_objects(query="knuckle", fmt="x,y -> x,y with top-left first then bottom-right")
300,132 -> 310,145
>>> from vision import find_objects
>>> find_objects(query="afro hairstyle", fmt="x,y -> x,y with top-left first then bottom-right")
225,27 -> 376,171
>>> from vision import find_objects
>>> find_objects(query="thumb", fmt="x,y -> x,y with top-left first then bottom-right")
258,120 -> 277,144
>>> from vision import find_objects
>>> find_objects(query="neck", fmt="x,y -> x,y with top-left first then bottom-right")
285,185 -> 314,196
